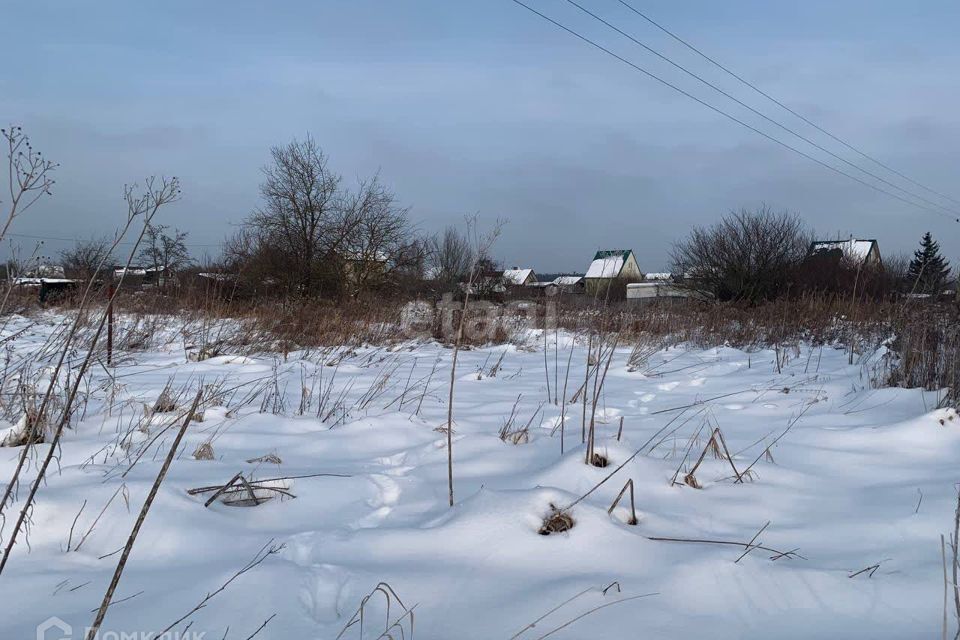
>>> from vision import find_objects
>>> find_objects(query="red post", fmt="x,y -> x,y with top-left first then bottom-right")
107,282 -> 114,366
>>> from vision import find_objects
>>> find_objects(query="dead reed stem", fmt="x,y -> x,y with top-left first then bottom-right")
86,389 -> 202,639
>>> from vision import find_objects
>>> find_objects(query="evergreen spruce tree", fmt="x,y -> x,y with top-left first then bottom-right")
906,231 -> 951,294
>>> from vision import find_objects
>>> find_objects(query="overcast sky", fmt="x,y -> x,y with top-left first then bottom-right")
2,0 -> 959,272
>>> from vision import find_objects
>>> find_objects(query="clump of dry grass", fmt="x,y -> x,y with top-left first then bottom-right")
499,397 -> 542,445
192,441 -> 214,460
151,388 -> 177,414
588,452 -> 609,468
539,504 -> 575,536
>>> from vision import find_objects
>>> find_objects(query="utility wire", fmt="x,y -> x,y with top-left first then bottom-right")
562,0 -> 960,218
614,0 -> 960,209
508,0 -> 959,222
4,232 -> 224,249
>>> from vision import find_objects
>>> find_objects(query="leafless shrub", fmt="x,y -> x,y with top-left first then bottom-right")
671,206 -> 810,303
60,236 -> 116,280
427,225 -> 473,290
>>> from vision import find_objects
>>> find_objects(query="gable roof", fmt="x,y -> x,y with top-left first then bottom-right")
502,268 -> 536,285
808,239 -> 879,264
553,275 -> 583,286
643,272 -> 672,281
586,249 -> 634,279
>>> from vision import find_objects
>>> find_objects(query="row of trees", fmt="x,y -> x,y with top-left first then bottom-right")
49,136 -> 485,297
670,207 -> 954,303
58,224 -> 191,280
221,136 -> 503,299
43,136 -> 955,305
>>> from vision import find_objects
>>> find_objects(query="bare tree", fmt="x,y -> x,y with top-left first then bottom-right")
427,226 -> 474,289
1,126 -> 57,242
245,135 -> 351,297
61,236 -> 116,280
340,175 -> 420,295
139,224 -> 192,274
671,206 -> 810,303
230,135 -> 420,299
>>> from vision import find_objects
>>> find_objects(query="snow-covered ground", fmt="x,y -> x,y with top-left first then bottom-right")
1,312 -> 957,639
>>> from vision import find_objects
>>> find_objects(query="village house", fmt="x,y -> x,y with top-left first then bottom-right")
806,238 -> 882,269
550,275 -> 585,294
583,249 -> 643,295
502,268 -> 537,286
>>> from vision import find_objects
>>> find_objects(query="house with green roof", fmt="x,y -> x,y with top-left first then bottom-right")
583,249 -> 643,296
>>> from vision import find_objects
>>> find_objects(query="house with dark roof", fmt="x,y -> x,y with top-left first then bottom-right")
807,239 -> 882,268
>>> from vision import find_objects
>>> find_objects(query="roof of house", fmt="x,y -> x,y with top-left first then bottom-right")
24,265 -> 66,279
553,275 -> 583,286
114,266 -> 167,276
502,268 -> 535,285
13,277 -> 78,286
586,250 -> 634,279
643,272 -> 672,281
808,239 -> 878,263
198,272 -> 236,281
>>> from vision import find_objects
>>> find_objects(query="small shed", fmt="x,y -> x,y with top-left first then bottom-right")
13,277 -> 79,303
626,281 -> 690,304
552,275 -> 585,294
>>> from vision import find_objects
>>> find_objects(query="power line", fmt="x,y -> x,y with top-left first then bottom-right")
561,0 -> 960,218
508,0 -> 960,222
4,232 -> 224,249
613,0 -> 960,209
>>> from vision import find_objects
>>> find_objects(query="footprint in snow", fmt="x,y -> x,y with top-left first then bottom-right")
657,382 -> 680,391
299,564 -> 350,624
365,473 -> 401,508
353,474 -> 402,529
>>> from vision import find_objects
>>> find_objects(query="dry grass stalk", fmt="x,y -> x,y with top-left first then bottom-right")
336,581 -> 415,640
645,534 -> 803,561
155,539 -> 285,637
246,453 -> 282,465
679,427 -> 743,488
445,217 -> 504,507
0,177 -> 181,576
607,478 -> 637,525
500,398 -> 542,445
512,588 -> 657,640
86,389 -> 202,639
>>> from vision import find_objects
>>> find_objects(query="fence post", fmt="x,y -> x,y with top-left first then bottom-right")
107,280 -> 114,366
